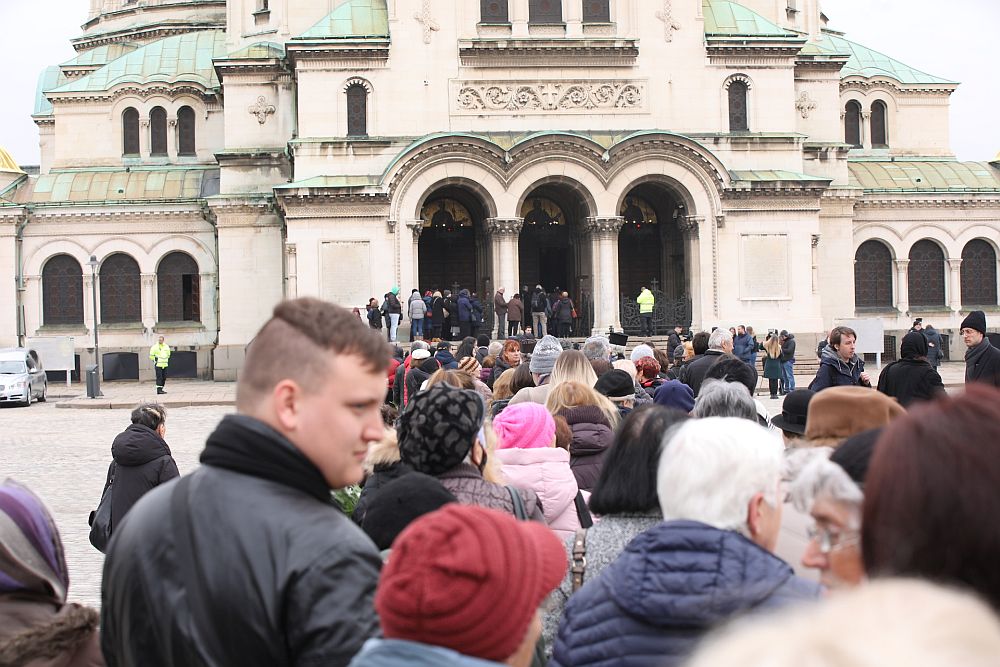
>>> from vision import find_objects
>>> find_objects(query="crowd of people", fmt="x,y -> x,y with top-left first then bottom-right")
3,297 -> 1000,666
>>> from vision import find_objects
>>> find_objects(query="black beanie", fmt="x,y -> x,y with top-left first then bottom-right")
594,369 -> 635,399
961,310 -> 987,336
900,331 -> 928,359
830,427 -> 881,486
361,472 -> 456,550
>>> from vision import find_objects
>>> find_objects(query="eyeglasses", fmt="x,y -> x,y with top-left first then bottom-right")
806,524 -> 859,554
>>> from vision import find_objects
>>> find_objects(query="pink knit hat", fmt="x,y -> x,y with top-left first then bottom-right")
493,403 -> 556,450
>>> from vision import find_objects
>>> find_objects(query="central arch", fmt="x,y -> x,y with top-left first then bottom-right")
417,184 -> 492,296
517,179 -> 595,334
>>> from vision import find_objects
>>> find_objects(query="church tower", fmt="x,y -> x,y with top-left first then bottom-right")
78,0 -> 225,51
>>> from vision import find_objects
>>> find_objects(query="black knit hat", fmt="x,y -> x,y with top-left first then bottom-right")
961,310 -> 987,336
398,384 -> 485,476
771,389 -> 815,435
830,427 -> 881,486
594,369 -> 635,399
360,472 -> 457,550
900,331 -> 928,359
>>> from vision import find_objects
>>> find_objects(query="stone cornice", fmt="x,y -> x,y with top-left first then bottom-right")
72,24 -> 223,52
286,41 -> 390,67
458,38 -> 638,68
48,83 -> 219,105
214,58 -> 290,77
485,217 -> 523,235
854,196 -> 1000,209
840,79 -> 957,96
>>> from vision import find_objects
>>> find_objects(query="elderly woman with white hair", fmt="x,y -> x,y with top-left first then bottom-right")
691,378 -> 758,422
550,418 -> 821,667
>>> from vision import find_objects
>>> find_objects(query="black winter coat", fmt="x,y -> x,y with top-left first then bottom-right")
352,461 -> 412,526
430,297 -> 445,325
678,350 -> 729,396
108,424 -> 179,531
877,358 -> 945,407
101,415 -> 381,667
965,338 -> 1000,387
780,335 -> 797,362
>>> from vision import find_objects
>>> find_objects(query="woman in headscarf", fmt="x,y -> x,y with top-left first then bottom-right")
0,479 -> 104,666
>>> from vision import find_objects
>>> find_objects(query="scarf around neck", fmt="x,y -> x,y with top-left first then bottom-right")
965,338 -> 993,382
200,414 -> 331,503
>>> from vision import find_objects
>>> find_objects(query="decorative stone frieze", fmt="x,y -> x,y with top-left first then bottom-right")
485,218 -> 523,236
585,216 -> 624,236
454,80 -> 645,114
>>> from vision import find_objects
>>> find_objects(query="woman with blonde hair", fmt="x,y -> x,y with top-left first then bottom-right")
546,380 -> 617,491
762,333 -> 784,399
426,368 -> 492,406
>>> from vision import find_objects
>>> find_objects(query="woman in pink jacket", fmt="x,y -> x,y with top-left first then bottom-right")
493,402 -> 585,540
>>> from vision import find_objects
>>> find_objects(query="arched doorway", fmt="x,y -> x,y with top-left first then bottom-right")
617,182 -> 688,332
417,186 -> 490,295
518,182 -> 594,333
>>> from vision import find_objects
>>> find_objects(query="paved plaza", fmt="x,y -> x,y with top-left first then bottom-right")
0,361 -> 968,610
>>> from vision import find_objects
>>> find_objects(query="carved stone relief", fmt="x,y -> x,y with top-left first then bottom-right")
414,0 -> 440,45
656,0 -> 682,42
454,80 -> 645,114
248,96 -> 276,125
795,91 -> 817,119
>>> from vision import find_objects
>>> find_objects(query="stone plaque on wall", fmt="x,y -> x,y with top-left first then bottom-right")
320,241 -> 371,307
740,234 -> 790,299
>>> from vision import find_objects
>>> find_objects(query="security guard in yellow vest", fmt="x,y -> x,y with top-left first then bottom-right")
149,336 -> 171,395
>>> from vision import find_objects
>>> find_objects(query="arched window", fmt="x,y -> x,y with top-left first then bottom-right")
42,255 -> 84,325
150,107 -> 168,156
100,254 -> 142,324
157,252 -> 201,322
177,106 -> 196,155
961,239 -> 998,306
728,80 -> 749,132
845,100 -> 862,148
908,240 -> 946,307
529,0 -> 562,23
346,83 -> 368,137
122,107 -> 140,156
583,0 -> 610,22
480,0 -> 508,22
871,100 -> 888,148
855,240 -> 893,309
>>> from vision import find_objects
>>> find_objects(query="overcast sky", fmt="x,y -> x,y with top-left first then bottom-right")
1,0 -> 997,165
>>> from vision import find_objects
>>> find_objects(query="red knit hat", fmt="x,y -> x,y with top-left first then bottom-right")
375,504 -> 567,662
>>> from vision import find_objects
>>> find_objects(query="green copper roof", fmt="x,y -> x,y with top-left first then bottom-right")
848,160 -> 1000,192
33,66 -> 63,117
275,175 -> 381,189
295,0 -> 389,40
730,170 -> 830,182
815,31 -> 956,85
29,166 -> 220,204
61,43 -> 140,68
703,0 -> 799,38
225,41 -> 285,59
51,30 -> 226,94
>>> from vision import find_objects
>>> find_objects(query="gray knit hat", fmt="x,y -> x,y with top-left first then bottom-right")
529,335 -> 563,375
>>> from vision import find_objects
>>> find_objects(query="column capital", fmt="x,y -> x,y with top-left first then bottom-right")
485,218 -> 523,235
947,257 -> 963,270
894,259 -> 910,270
585,216 -> 624,236
678,215 -> 703,239
404,220 -> 424,239
811,234 -> 821,248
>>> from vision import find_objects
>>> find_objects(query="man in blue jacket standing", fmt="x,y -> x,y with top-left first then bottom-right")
551,417 -> 820,667
733,325 -> 755,366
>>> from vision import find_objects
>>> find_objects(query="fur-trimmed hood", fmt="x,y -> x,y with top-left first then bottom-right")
0,595 -> 103,666
363,430 -> 401,476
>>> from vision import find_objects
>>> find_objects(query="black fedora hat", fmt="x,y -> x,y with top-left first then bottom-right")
771,389 -> 816,435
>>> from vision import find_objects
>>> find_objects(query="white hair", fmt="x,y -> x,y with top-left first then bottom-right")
687,579 -> 1000,667
658,417 -> 783,532
708,328 -> 733,350
785,448 -> 864,522
582,336 -> 612,361
692,379 -> 757,422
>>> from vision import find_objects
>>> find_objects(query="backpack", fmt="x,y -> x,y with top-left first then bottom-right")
367,307 -> 382,328
531,291 -> 547,312
88,462 -> 116,553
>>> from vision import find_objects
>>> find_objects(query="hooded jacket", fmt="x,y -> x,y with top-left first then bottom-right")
550,521 -> 821,667
810,345 -> 869,391
876,332 -> 945,406
780,333 -> 797,362
507,297 -> 524,323
457,291 -> 473,323
496,447 -> 582,540
435,349 -> 459,370
560,406 -> 614,492
108,424 -> 179,530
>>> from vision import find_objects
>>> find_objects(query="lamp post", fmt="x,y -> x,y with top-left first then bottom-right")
88,255 -> 101,396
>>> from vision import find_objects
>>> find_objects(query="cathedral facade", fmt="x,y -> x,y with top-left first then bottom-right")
1,0 -> 998,379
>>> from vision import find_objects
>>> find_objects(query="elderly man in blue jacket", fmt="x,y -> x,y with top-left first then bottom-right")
551,417 -> 821,667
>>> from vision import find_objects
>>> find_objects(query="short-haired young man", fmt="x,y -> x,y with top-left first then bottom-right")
809,325 -> 871,391
101,298 -> 391,667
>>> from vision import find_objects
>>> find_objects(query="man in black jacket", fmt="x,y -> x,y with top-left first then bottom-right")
779,330 -> 797,395
101,298 -> 389,667
877,331 -> 945,407
962,310 -> 1000,387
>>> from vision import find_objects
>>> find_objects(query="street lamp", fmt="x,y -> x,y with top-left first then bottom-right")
88,255 -> 102,397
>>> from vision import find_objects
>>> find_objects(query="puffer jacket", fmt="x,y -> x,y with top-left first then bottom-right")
435,350 -> 459,370
108,424 -> 179,531
560,406 -> 614,492
0,595 -> 104,667
542,512 -> 663,656
436,462 -> 544,522
457,292 -> 473,323
809,345 -> 870,391
550,520 -> 821,667
496,447 -> 582,540
733,333 -> 755,365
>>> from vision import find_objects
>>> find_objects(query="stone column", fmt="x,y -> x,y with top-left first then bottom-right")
486,218 -> 522,297
167,117 -> 178,160
948,258 -> 963,313
139,118 -> 150,158
403,220 -> 424,291
678,215 -> 703,328
0,211 -> 21,347
510,0 -> 529,36
861,111 -> 872,150
585,216 -> 624,333
565,0 -> 583,36
894,259 -> 910,316
284,243 -> 298,299
141,273 -> 156,330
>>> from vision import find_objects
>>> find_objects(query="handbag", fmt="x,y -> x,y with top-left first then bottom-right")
88,462 -> 116,553
571,527 -> 589,592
